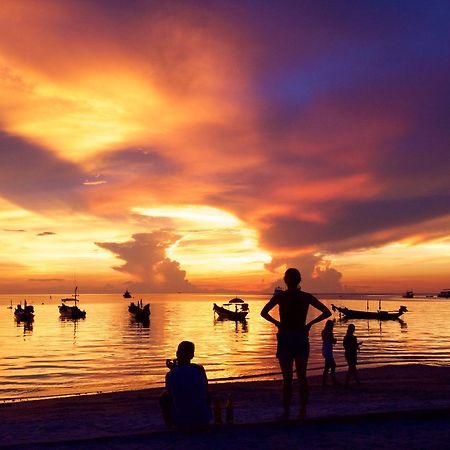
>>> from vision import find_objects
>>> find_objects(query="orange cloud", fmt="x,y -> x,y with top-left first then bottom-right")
0,2 -> 253,164
0,1 -> 448,292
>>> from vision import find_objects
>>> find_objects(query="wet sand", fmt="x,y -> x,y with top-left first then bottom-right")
1,364 -> 450,449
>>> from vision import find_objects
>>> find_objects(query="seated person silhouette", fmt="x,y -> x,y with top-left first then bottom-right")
160,341 -> 212,429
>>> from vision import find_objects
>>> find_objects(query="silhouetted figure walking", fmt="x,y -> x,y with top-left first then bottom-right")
160,341 -> 212,430
261,268 -> 331,419
322,319 -> 339,386
343,324 -> 362,386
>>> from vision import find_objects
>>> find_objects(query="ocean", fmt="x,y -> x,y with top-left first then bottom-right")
1,292 -> 449,401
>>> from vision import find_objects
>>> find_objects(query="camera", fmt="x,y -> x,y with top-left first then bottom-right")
166,358 -> 178,369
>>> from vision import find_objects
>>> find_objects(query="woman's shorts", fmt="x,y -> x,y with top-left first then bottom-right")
276,330 -> 310,360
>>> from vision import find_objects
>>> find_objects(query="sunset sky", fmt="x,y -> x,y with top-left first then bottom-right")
0,1 -> 449,294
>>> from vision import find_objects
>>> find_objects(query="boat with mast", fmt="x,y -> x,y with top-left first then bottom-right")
59,287 -> 86,319
332,299 -> 407,321
128,299 -> 151,322
14,300 -> 34,322
213,297 -> 249,321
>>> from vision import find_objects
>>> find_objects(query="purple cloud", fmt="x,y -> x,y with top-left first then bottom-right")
262,195 -> 450,253
0,132 -> 86,213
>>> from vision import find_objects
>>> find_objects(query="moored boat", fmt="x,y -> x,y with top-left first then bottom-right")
437,289 -> 450,298
332,303 -> 407,320
14,301 -> 34,322
128,299 -> 150,322
59,287 -> 86,319
213,297 -> 249,321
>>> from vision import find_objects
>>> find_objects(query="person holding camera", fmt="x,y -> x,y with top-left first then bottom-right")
160,341 -> 212,429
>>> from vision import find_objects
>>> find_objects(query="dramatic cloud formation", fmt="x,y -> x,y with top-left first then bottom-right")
96,232 -> 196,292
0,1 -> 448,292
267,254 -> 344,293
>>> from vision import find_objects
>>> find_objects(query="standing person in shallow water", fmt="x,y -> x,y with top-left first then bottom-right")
261,268 -> 331,419
322,320 -> 339,386
343,324 -> 362,386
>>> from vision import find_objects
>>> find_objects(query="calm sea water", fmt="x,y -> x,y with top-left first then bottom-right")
1,292 -> 449,401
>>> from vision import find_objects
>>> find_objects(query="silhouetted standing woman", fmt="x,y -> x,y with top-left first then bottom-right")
261,268 -> 331,419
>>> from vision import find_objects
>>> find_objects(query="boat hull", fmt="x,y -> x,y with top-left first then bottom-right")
213,304 -> 248,321
332,304 -> 407,321
14,305 -> 34,322
59,288 -> 86,319
14,311 -> 34,322
59,305 -> 86,319
128,303 -> 151,322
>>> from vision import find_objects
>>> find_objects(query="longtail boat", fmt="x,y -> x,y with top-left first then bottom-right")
332,303 -> 407,320
213,297 -> 249,321
59,287 -> 86,319
14,301 -> 34,322
128,300 -> 151,322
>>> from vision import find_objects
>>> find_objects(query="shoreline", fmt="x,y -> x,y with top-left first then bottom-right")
1,363 -> 450,448
1,361 -> 416,404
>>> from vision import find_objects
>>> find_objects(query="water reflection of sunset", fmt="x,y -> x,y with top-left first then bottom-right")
1,293 -> 450,400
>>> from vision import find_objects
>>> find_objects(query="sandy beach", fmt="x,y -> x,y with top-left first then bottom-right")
1,364 -> 450,449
